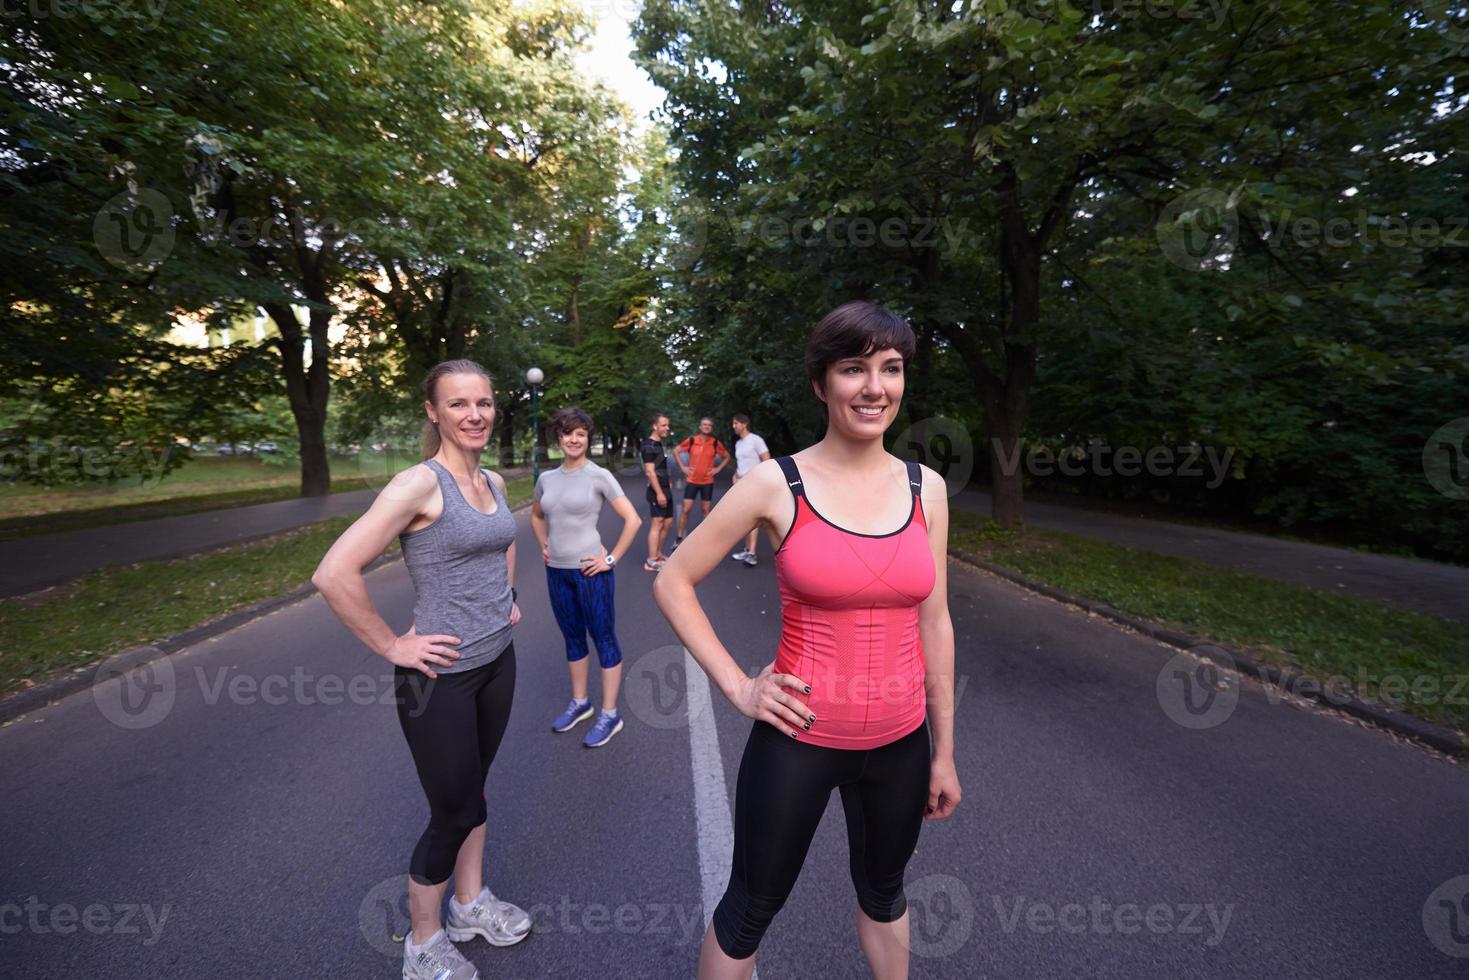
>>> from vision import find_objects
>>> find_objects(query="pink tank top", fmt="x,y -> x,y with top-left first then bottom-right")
772,456 -> 935,749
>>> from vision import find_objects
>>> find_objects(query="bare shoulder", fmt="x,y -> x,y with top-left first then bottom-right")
384,461 -> 439,502
743,456 -> 789,491
916,462 -> 946,495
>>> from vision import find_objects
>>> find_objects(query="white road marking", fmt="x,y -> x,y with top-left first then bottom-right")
684,648 -> 758,976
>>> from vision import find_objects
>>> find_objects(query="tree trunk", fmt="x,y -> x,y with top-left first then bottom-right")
498,405 -> 516,467
984,196 -> 1040,526
267,302 -> 332,497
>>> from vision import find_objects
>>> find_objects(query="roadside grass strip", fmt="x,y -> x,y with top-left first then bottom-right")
0,477 -> 531,697
949,510 -> 1469,734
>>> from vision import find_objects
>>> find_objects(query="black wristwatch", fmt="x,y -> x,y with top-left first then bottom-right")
511,587 -> 518,603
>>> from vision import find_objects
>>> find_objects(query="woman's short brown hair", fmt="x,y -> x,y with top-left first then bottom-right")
550,406 -> 594,440
804,301 -> 916,392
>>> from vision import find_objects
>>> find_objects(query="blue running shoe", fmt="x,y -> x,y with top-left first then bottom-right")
582,710 -> 623,748
552,698 -> 593,733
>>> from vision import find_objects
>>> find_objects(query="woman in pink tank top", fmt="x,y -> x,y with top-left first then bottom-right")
655,301 -> 962,980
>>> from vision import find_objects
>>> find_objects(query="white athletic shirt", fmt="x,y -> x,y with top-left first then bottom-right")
734,432 -> 770,477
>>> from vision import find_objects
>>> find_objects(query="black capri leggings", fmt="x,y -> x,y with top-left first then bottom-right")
393,645 -> 516,886
712,718 -> 931,959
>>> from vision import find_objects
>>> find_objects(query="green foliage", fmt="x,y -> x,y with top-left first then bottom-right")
636,0 -> 1466,558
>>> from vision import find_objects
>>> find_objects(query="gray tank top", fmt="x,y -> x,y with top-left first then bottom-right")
398,459 -> 517,672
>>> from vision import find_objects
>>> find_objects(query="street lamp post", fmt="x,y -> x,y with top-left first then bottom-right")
526,366 -> 544,485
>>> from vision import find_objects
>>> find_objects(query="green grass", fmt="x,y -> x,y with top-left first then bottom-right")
950,510 -> 1469,734
0,455 -> 530,541
0,517 -> 371,696
0,476 -> 532,698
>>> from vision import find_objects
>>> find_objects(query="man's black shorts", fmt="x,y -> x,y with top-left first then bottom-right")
646,482 -> 673,518
683,482 -> 713,502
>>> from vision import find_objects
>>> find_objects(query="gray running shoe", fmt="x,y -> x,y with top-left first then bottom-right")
446,888 -> 532,947
743,554 -> 758,567
403,929 -> 479,980
730,550 -> 751,561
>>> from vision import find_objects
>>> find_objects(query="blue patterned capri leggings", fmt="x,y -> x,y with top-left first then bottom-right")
545,566 -> 624,668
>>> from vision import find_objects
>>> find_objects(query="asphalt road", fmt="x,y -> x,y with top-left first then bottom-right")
3,476 -> 1467,979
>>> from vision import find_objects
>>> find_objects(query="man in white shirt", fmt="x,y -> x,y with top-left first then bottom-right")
729,413 -> 771,566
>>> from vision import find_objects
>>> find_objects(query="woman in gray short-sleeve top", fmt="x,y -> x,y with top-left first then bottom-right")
531,406 -> 643,748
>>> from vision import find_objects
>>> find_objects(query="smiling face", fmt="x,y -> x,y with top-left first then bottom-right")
426,372 -> 494,453
731,418 -> 748,438
558,426 -> 589,461
652,415 -> 670,440
699,418 -> 714,436
814,347 -> 904,440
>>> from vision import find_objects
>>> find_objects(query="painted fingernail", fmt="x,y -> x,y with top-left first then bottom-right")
803,685 -> 811,693
790,730 -> 798,738
808,715 -> 815,724
803,722 -> 810,730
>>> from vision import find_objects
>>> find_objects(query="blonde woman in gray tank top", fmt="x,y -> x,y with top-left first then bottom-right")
314,360 -> 531,980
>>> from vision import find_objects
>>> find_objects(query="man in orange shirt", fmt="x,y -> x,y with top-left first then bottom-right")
673,416 -> 729,546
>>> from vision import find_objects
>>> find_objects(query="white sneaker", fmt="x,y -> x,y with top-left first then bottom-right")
730,550 -> 751,561
446,888 -> 532,947
403,929 -> 480,980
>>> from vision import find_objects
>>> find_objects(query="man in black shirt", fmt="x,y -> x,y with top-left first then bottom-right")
641,412 -> 674,571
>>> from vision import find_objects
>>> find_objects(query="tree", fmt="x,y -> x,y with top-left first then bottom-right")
636,0 -> 1457,528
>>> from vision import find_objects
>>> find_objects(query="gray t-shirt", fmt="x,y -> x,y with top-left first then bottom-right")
535,461 -> 626,569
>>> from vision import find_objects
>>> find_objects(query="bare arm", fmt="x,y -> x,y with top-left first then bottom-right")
652,459 -> 813,735
642,460 -> 667,505
709,445 -> 730,476
606,494 -> 643,563
917,464 -> 961,819
311,465 -> 462,675
531,498 -> 550,563
486,470 -> 519,623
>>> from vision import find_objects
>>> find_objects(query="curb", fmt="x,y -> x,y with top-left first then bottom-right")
949,547 -> 1469,758
0,501 -> 534,727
